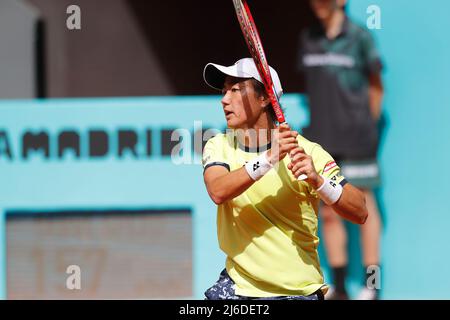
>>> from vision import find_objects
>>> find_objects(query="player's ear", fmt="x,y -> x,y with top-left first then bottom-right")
259,95 -> 270,109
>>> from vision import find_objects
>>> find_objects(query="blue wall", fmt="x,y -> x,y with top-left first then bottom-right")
0,95 -> 307,299
347,0 -> 450,298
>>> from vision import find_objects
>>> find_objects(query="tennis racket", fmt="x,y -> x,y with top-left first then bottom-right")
232,0 -> 307,180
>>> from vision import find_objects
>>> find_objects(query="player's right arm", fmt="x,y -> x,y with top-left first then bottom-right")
203,124 -> 297,205
204,166 -> 254,205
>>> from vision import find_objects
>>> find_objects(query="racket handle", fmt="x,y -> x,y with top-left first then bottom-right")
280,122 -> 308,181
288,151 -> 307,181
287,150 -> 307,181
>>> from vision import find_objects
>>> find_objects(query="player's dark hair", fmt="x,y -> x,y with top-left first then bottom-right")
250,79 -> 280,123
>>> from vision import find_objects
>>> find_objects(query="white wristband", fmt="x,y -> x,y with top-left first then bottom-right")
245,151 -> 273,181
316,176 -> 343,205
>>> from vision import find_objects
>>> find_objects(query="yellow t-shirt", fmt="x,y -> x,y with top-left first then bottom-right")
202,132 -> 347,297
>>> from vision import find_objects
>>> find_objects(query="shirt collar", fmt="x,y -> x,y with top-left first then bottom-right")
340,16 -> 350,37
237,140 -> 271,153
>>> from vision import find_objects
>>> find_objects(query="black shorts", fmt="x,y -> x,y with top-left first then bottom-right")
204,269 -> 324,300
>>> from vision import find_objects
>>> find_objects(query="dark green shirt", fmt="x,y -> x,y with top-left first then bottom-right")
298,18 -> 382,158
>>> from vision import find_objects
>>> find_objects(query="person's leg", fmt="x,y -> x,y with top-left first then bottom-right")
360,189 -> 381,266
321,204 -> 348,299
358,189 -> 382,299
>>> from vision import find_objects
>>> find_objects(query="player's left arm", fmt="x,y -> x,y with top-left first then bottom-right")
329,183 -> 368,225
288,146 -> 368,225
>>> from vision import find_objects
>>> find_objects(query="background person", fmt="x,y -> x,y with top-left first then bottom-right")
297,0 -> 384,300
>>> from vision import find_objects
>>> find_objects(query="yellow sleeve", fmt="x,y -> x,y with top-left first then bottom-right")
310,144 -> 347,186
202,135 -> 230,172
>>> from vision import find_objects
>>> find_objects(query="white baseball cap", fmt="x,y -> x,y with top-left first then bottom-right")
203,58 -> 283,100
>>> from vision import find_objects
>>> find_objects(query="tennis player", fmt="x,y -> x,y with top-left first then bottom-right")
201,58 -> 368,300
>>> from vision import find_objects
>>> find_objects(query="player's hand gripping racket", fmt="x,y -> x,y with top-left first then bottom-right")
232,0 -> 307,180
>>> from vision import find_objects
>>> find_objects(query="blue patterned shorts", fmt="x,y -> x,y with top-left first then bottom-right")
204,269 -> 324,300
